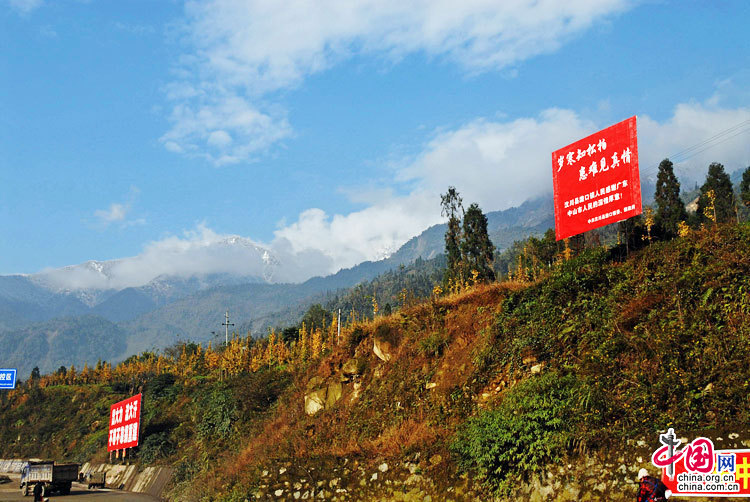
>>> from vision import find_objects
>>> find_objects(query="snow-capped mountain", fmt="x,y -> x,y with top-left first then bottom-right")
0,196 -> 558,375
29,235 -> 283,300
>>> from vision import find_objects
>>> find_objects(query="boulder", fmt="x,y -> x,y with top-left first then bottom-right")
326,382 -> 343,408
307,376 -> 323,391
342,358 -> 359,376
373,339 -> 392,362
304,388 -> 326,416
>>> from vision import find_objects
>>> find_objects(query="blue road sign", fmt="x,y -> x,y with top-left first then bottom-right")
0,369 -> 17,389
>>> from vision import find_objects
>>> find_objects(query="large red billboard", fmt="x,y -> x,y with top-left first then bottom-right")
108,393 -> 141,451
552,116 -> 642,240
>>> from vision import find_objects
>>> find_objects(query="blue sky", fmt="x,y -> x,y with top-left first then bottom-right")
1,0 -> 749,281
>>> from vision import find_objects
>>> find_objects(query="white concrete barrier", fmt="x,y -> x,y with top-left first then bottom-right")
3,460 -> 172,499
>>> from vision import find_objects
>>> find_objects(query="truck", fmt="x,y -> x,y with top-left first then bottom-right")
19,461 -> 79,496
87,471 -> 106,489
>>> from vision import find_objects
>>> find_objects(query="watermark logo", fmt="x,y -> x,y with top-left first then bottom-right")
651,429 -> 750,497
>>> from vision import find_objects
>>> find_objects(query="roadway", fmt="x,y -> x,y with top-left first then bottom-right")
0,474 -> 159,502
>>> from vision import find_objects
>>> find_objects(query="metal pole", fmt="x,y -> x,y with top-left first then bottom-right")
222,310 -> 234,347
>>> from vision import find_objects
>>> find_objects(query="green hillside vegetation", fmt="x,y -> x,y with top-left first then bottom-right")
1,218 -> 748,500
0,315 -> 127,378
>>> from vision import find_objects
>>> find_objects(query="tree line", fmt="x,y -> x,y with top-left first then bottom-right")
440,161 -> 750,285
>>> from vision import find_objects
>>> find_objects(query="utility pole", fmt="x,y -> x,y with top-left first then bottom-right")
222,310 -> 234,346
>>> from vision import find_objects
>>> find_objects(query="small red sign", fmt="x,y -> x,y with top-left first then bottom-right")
552,116 -> 642,240
108,393 -> 141,451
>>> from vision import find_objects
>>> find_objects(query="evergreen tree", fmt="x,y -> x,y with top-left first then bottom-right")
740,165 -> 750,209
440,187 -> 464,283
653,158 -> 687,237
460,203 -> 495,283
697,163 -> 735,223
301,304 -> 331,332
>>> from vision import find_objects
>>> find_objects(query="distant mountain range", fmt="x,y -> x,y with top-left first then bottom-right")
0,196 -> 554,376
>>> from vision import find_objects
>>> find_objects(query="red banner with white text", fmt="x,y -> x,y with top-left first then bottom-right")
108,393 -> 141,451
552,116 -> 642,240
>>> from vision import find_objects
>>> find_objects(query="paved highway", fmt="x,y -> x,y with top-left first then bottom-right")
0,474 -> 159,502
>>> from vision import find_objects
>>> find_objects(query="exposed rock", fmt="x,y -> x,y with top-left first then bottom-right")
342,358 -> 359,376
523,355 -> 537,365
531,363 -> 544,374
405,474 -> 423,485
326,382 -> 343,408
307,376 -> 323,391
378,462 -> 389,472
425,382 -> 437,390
350,382 -> 361,402
304,388 -> 326,416
373,338 -> 393,362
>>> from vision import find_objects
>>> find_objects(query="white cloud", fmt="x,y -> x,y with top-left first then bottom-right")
270,101 -> 750,274
638,104 -> 750,184
163,0 -> 632,163
272,192 -> 438,271
110,225 -> 278,286
37,224 -> 280,291
398,109 -> 597,209
7,0 -> 42,15
93,187 -> 145,229
159,92 -> 291,165
270,109 -> 597,273
94,203 -> 128,225
55,102 -> 750,289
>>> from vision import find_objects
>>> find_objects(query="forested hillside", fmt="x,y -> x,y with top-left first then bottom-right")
2,220 -> 748,500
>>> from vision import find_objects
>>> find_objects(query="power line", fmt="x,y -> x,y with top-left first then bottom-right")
639,119 -> 750,180
667,119 -> 750,162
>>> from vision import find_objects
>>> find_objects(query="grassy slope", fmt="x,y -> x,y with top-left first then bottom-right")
1,223 -> 748,500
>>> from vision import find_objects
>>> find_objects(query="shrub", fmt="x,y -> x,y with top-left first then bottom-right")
450,371 -> 579,494
138,431 -> 176,463
195,386 -> 237,441
418,331 -> 448,357
374,322 -> 399,346
145,373 -> 177,400
348,326 -> 366,350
